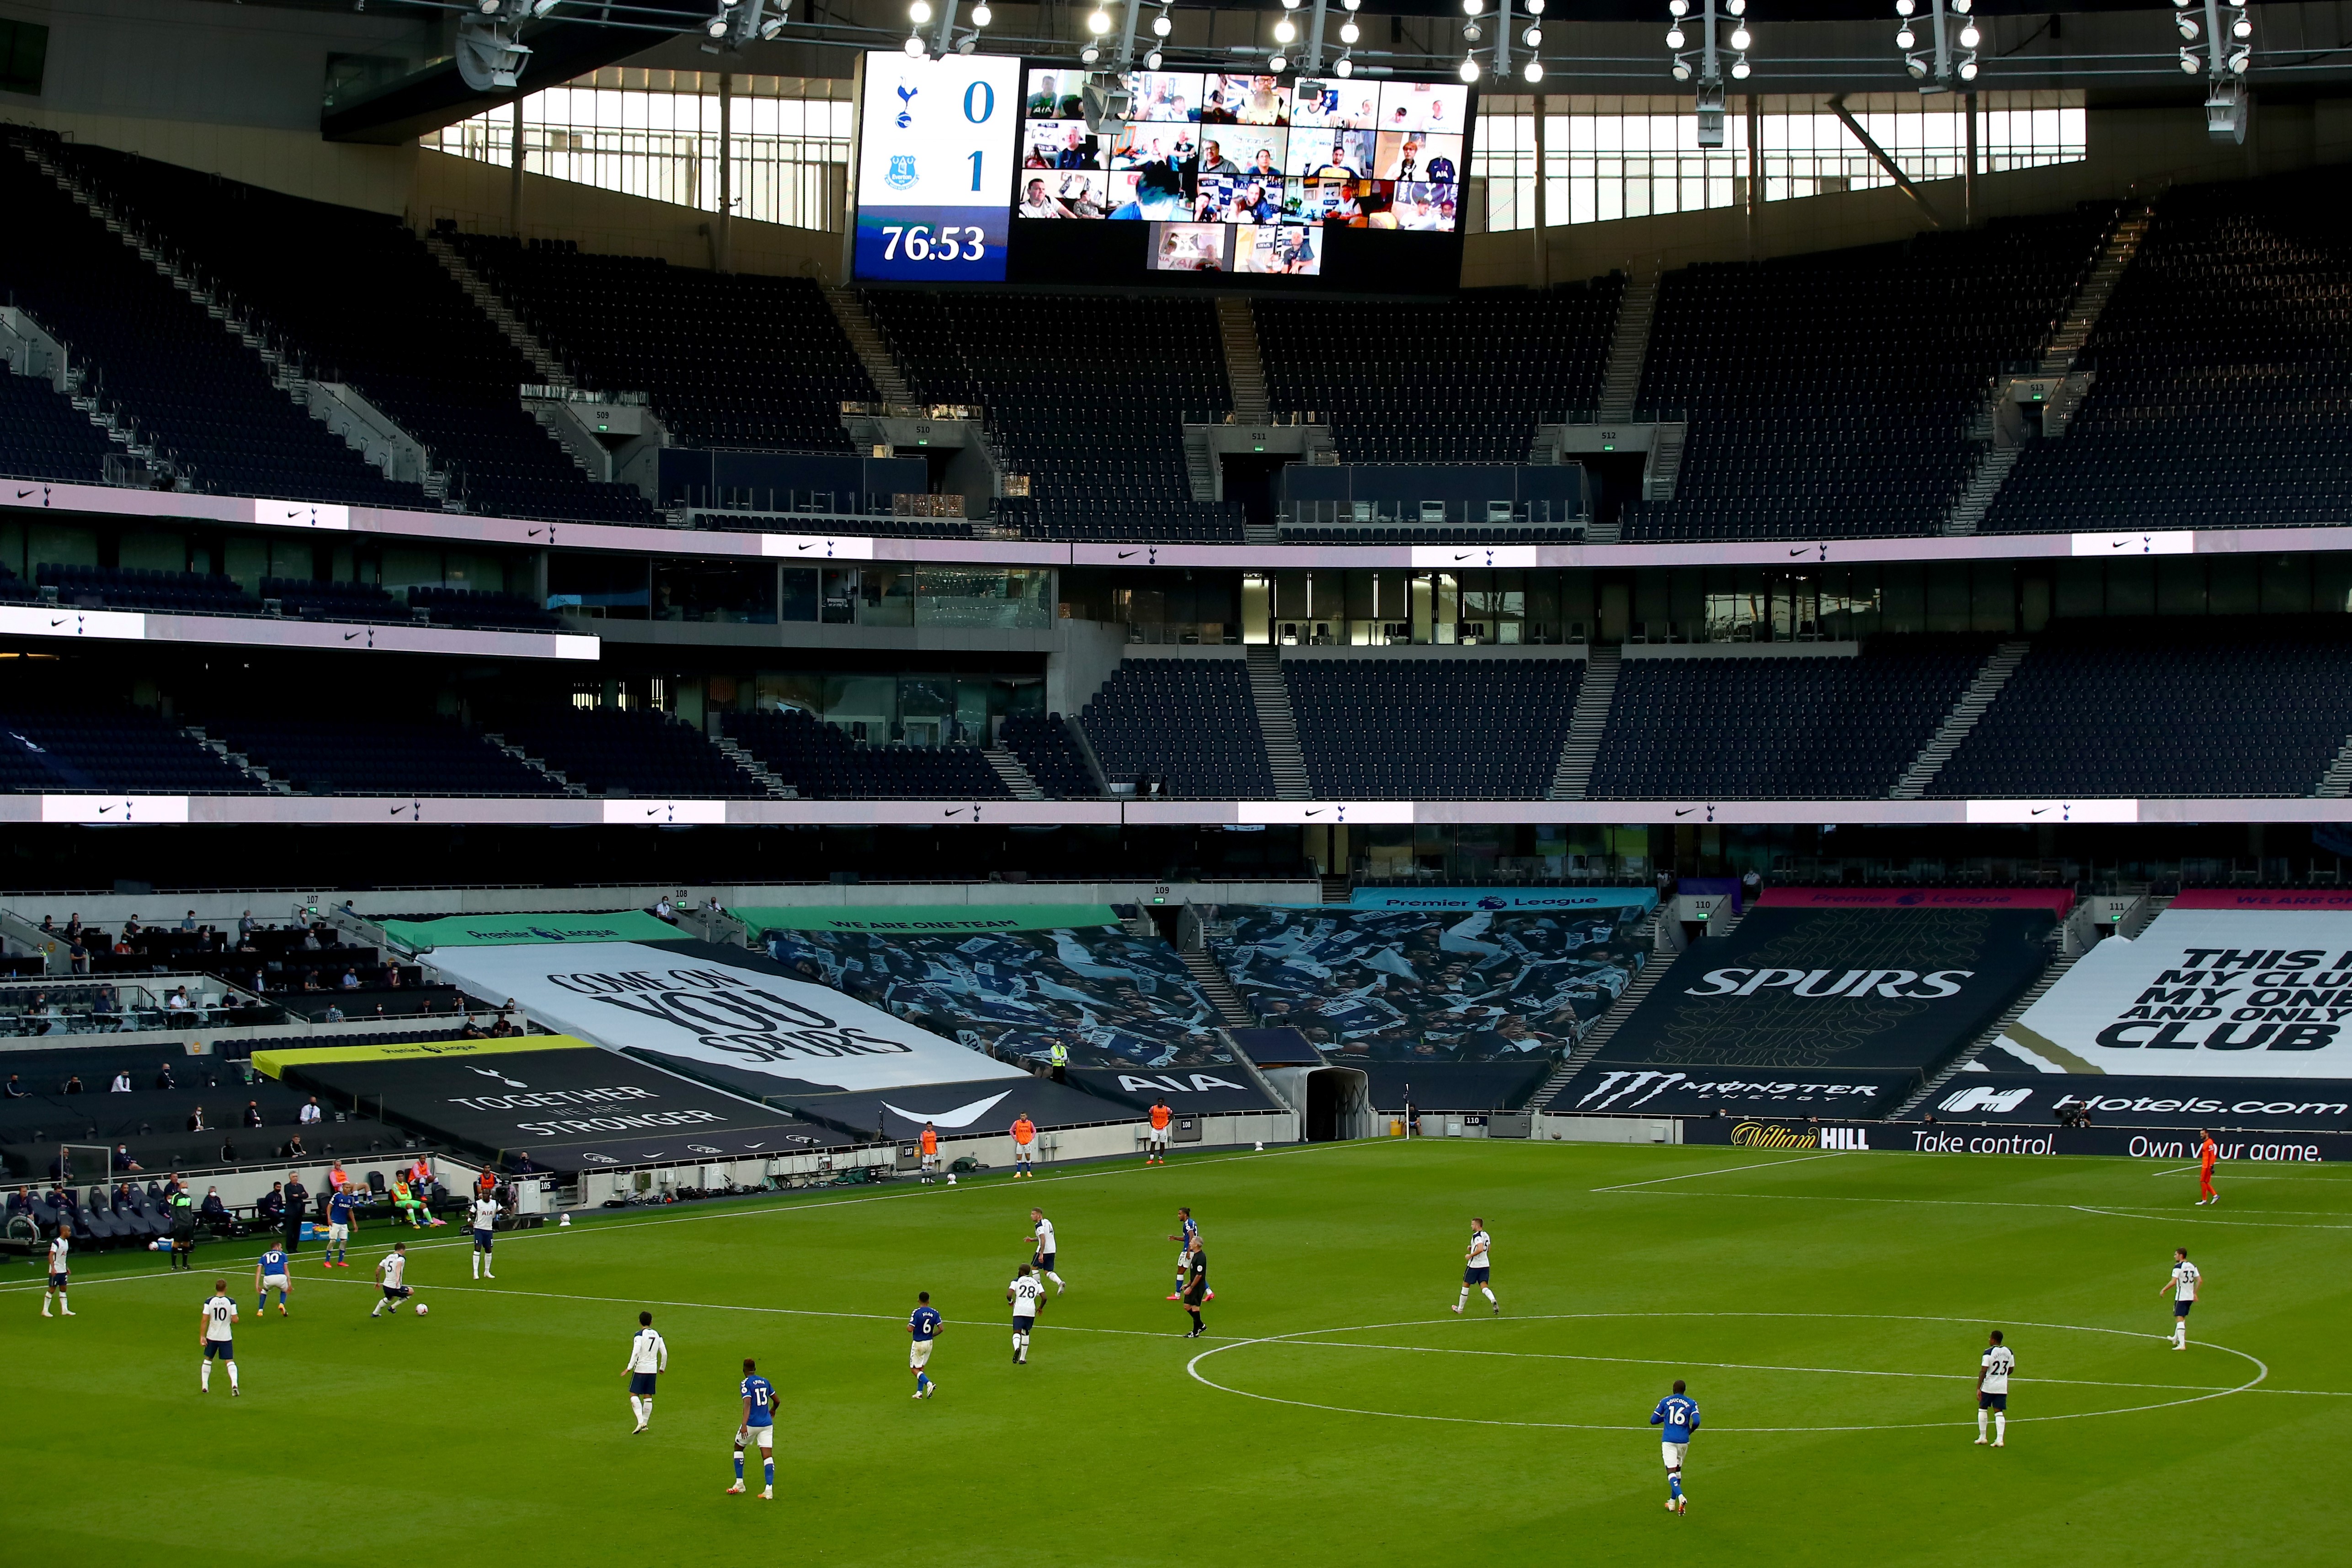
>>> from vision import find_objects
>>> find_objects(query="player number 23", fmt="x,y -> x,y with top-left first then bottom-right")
880,225 -> 988,261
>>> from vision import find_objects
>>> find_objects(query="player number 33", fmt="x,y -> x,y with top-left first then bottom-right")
880,225 -> 989,262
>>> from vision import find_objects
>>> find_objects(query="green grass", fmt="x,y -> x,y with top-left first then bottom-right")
6,1139 -> 2350,1567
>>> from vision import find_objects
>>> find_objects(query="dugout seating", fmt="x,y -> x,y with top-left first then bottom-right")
1985,173 -> 2352,534
716,709 -> 1012,799
998,714 -> 1103,799
448,234 -> 874,453
47,140 -> 656,526
1209,905 -> 1648,1060
0,709 -> 265,795
1254,278 -> 1624,463
765,918 -> 1227,1070
1076,659 -> 1275,799
499,708 -> 764,799
0,369 -> 115,485
861,289 -> 1245,542
1285,656 -> 1582,800
0,131 -> 432,509
1622,205 -> 2114,541
1929,618 -> 2352,798
1588,640 -> 1990,799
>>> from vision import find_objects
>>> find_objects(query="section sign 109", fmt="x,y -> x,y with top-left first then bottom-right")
853,51 -> 1023,283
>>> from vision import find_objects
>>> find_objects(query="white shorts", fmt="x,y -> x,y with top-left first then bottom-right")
328,1223 -> 350,1243
910,1339 -> 933,1370
920,1153 -> 938,1171
1148,1126 -> 1169,1146
741,1424 -> 773,1450
1661,1441 -> 1688,1470
261,1274 -> 289,1291
1014,1142 -> 1034,1160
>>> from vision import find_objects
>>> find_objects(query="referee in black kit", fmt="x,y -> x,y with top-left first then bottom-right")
1179,1238 -> 1210,1339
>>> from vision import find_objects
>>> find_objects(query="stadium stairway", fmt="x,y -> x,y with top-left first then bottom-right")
1891,932 -> 2076,1118
1246,649 -> 1312,799
821,281 -> 912,402
2317,734 -> 2352,798
422,233 -> 572,389
981,747 -> 1046,800
1596,267 -> 1657,424
1549,647 -> 1619,800
1524,906 -> 1675,1112
1889,640 -> 2027,799
1180,952 -> 1256,1029
1219,298 -> 1270,423
709,734 -> 797,798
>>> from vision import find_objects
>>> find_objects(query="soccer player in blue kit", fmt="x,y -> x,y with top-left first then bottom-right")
1650,1379 -> 1700,1515
323,1183 -> 359,1269
254,1242 -> 292,1317
729,1358 -> 776,1499
909,1291 -> 943,1399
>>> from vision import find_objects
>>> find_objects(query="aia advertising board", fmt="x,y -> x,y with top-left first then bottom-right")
1999,908 -> 2352,1078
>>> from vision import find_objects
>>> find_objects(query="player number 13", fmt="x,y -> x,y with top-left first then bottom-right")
880,225 -> 989,261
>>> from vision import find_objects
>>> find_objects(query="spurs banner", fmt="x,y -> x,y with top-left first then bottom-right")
1555,1061 -> 1919,1118
1682,1115 -> 2352,1163
1598,905 -> 2057,1073
1998,909 -> 2352,1077
1927,1073 -> 2352,1131
268,1038 -> 848,1172
421,938 -> 1025,1096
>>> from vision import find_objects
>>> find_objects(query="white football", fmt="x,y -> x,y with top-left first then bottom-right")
414,1301 -> 430,1316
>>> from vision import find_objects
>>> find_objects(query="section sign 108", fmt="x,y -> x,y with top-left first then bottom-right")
852,51 -> 1023,283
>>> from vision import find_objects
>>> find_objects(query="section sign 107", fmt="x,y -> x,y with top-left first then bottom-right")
852,51 -> 1024,283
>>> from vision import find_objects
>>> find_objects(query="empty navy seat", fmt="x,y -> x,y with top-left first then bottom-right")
1077,660 -> 1275,799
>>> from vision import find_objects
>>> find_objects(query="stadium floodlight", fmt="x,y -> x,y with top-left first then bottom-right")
1957,21 -> 1979,46
1668,0 -> 1687,13
1334,53 -> 1353,75
1459,53 -> 1481,80
904,31 -> 925,53
2231,11 -> 2251,37
1523,58 -> 1542,80
1906,53 -> 1930,77
1152,7 -> 1171,33
1087,6 -> 1112,32
1081,43 -> 1099,60
1275,17 -> 1296,42
758,8 -> 787,35
1343,0 -> 1361,10
1522,24 -> 1541,45
1464,21 -> 1481,41
1464,0 -> 1484,11
1340,21 -> 1360,43
1146,48 -> 1161,67
2179,45 -> 2203,71
1895,24 -> 1915,47
1893,0 -> 1974,88
2177,14 -> 2198,38
1671,0 -> 1748,131
971,1 -> 990,21
1728,23 -> 1750,48
530,0 -> 561,16
907,0 -> 931,23
1666,25 -> 1685,48
1269,50 -> 1288,69
2180,0 -> 2251,139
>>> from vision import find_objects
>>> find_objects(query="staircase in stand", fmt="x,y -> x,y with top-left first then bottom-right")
982,748 -> 1047,800
1319,874 -> 1352,905
1525,910 -> 1680,1112
1891,940 -> 2078,1118
422,233 -> 572,389
821,281 -> 913,402
1549,648 -> 1620,800
1216,297 -> 1269,424
1596,270 -> 1658,424
2315,735 -> 2352,798
1245,647 -> 1311,799
1889,640 -> 2026,799
2038,203 -> 2152,380
1942,445 -> 2019,536
712,734 -> 797,798
1182,951 -> 1256,1029
480,733 -> 587,797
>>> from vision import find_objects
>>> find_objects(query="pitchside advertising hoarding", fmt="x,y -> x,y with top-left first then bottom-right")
1598,901 -> 2058,1074
1555,1062 -> 1919,1117
1927,1072 -> 2352,1131
1994,906 -> 2352,1077
1681,1115 -> 2352,1163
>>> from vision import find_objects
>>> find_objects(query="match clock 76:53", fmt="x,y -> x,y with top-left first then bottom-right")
876,224 -> 991,263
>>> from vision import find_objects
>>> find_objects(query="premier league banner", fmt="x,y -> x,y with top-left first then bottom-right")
1924,1073 -> 2352,1131
257,1037 -> 848,1172
421,939 -> 1027,1097
1554,1061 -> 1919,1118
1681,1114 -> 2352,1163
1997,909 -> 2352,1078
1344,887 -> 1661,913
1599,905 -> 2057,1073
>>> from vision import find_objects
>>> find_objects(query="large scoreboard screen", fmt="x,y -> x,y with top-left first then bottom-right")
848,51 -> 1470,295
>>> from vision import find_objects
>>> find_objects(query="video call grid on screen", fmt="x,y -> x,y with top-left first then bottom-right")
1005,67 -> 1473,295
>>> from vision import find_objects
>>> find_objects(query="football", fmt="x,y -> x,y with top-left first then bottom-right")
414,1302 -> 429,1317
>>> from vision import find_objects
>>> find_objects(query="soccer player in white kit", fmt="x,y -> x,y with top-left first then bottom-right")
1007,1265 -> 1044,1364
1975,1329 -> 2014,1447
2158,1247 -> 2203,1349
42,1231 -> 72,1317
1027,1208 -> 1067,1295
469,1191 -> 501,1280
371,1241 -> 417,1317
198,1279 -> 240,1395
624,1309 -> 668,1431
1452,1217 -> 1497,1315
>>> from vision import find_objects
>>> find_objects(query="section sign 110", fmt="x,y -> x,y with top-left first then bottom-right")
852,51 -> 1023,283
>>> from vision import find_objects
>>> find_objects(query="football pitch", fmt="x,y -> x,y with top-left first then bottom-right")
5,1138 -> 2349,1568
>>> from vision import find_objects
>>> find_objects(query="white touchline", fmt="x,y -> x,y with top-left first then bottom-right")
1588,1151 -> 1846,1191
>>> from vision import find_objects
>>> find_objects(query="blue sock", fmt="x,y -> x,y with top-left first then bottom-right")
1669,1475 -> 1683,1500
917,1372 -> 930,1392
762,1457 -> 774,1487
256,1294 -> 266,1312
734,1452 -> 745,1481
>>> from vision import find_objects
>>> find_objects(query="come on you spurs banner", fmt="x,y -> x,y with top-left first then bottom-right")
421,941 -> 1025,1094
1997,909 -> 2352,1077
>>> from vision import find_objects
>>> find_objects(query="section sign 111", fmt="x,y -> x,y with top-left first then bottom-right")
852,51 -> 1023,283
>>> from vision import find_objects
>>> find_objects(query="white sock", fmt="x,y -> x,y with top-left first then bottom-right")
640,1399 -> 652,1426
1481,1287 -> 1496,1305
57,1292 -> 67,1312
1994,1413 -> 2005,1442
1048,1272 -> 1065,1288
1456,1287 -> 1469,1307
629,1396 -> 645,1424
200,1362 -> 210,1390
1977,1408 -> 1988,1439
227,1361 -> 239,1391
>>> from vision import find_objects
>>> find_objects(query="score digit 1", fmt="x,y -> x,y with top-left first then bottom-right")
969,150 -> 983,192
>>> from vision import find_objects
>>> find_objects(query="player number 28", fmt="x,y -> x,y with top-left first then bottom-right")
880,225 -> 989,261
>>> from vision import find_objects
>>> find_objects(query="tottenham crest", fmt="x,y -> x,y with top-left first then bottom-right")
885,154 -> 918,190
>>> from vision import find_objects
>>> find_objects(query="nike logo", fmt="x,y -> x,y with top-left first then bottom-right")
1674,808 -> 1694,817
1117,550 -> 1139,560
880,1089 -> 1014,1129
528,528 -> 544,539
944,808 -> 967,818
344,632 -> 360,641
15,489 -> 32,499
2110,540 -> 2128,549
646,808 -> 662,817
50,618 -> 66,627
390,805 -> 411,816
797,543 -> 816,552
98,805 -> 116,815
1303,809 -> 1324,817
2031,807 -> 2051,816
1789,547 -> 1809,557
1454,553 -> 1473,561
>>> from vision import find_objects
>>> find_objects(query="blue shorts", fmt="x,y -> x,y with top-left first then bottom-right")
1463,1266 -> 1490,1285
49,1272 -> 67,1289
204,1339 -> 234,1360
473,1229 -> 494,1253
629,1372 -> 658,1395
2174,1301 -> 2194,1318
1035,1252 -> 1055,1271
1013,1312 -> 1037,1331
1978,1391 -> 2007,1411
382,1285 -> 412,1302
